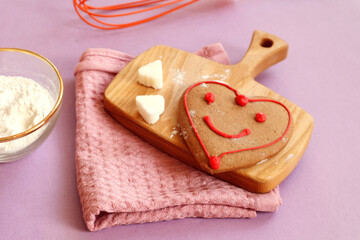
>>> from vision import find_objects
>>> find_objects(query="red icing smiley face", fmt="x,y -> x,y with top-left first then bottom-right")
179,81 -> 293,173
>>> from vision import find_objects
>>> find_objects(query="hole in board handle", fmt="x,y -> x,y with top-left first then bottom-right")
260,38 -> 273,48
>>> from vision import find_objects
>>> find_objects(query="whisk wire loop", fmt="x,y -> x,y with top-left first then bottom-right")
73,0 -> 199,29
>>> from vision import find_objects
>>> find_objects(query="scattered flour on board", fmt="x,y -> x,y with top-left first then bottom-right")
169,124 -> 180,139
170,68 -> 186,85
182,130 -> 189,140
201,68 -> 231,82
285,153 -> 294,162
169,130 -> 178,139
0,75 -> 54,153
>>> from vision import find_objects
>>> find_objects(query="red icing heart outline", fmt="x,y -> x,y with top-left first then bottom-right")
183,81 -> 292,170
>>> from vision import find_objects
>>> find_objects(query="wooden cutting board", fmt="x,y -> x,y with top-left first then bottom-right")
104,30 -> 314,193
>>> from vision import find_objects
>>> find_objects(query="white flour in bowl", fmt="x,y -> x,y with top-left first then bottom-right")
0,75 -> 54,153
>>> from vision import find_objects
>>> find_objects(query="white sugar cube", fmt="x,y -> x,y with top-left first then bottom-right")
137,60 -> 163,89
136,95 -> 165,124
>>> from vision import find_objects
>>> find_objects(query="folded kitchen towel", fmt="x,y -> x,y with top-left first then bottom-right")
74,44 -> 282,231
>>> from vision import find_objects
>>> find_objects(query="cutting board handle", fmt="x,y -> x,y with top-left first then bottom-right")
236,30 -> 288,79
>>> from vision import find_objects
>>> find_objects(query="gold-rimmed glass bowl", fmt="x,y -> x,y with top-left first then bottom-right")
0,48 -> 63,162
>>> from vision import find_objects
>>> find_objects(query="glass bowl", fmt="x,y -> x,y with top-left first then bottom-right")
0,48 -> 63,162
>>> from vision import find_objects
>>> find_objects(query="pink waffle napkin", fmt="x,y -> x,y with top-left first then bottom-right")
74,44 -> 282,231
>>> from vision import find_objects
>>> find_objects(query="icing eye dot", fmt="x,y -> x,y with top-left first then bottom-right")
205,92 -> 215,104
236,95 -> 248,106
209,156 -> 220,169
255,112 -> 266,123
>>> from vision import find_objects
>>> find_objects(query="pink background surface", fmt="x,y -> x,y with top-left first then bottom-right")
1,0 -> 359,239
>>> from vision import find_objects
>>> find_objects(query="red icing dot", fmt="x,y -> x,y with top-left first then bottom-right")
209,156 -> 220,169
236,95 -> 248,106
244,128 -> 251,135
205,92 -> 215,104
255,112 -> 266,123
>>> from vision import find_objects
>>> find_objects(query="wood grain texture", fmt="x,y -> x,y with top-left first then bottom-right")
104,30 -> 314,193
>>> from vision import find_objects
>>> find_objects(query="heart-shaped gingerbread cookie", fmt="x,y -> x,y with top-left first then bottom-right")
178,81 -> 294,174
